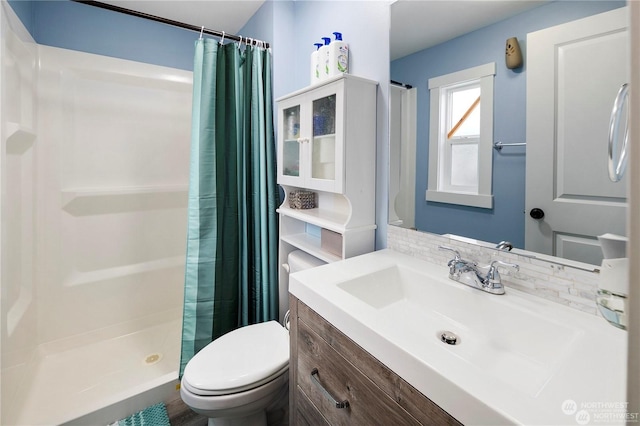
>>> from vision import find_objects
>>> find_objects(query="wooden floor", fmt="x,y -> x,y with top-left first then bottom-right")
165,391 -> 208,426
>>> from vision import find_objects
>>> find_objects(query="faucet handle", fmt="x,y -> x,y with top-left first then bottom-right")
489,260 -> 519,270
487,260 -> 519,279
482,260 -> 519,293
438,245 -> 461,260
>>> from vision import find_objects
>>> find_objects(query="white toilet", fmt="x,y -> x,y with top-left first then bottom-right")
180,250 -> 325,426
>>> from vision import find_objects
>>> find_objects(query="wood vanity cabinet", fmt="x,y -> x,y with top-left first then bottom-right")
289,296 -> 462,426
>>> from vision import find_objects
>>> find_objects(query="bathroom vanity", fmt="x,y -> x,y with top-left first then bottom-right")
289,296 -> 460,425
288,249 -> 628,425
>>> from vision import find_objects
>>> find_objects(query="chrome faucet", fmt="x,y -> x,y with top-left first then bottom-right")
439,246 -> 519,295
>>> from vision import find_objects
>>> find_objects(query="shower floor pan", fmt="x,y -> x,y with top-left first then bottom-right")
7,312 -> 182,426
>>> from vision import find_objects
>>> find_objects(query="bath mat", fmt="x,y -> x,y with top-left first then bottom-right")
115,402 -> 170,426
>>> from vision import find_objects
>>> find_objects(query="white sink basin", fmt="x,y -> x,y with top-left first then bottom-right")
337,264 -> 581,397
289,249 -> 627,425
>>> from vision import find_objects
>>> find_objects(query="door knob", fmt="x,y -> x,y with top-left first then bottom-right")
529,208 -> 545,220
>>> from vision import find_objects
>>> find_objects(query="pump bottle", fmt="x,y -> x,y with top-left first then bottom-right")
310,43 -> 323,84
328,32 -> 349,77
318,37 -> 331,81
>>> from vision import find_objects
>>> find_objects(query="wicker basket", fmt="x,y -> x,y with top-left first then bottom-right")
288,190 -> 316,209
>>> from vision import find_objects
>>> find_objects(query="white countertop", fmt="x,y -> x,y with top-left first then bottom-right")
289,249 -> 628,425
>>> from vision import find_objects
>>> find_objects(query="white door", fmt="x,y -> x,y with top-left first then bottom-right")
525,7 -> 628,265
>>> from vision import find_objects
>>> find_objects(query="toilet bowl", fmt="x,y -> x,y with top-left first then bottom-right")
181,321 -> 289,426
181,250 -> 326,426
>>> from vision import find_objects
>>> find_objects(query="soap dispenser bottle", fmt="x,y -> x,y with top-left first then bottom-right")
596,233 -> 629,329
318,37 -> 331,81
329,31 -> 349,76
310,43 -> 323,85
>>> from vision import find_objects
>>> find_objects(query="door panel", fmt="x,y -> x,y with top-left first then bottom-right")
555,234 -> 603,267
556,29 -> 628,201
526,7 -> 628,264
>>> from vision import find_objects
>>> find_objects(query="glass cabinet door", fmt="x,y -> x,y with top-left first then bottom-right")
282,105 -> 301,178
277,79 -> 344,194
311,94 -> 336,181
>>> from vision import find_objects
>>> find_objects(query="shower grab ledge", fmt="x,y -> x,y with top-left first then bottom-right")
65,256 -> 184,287
61,184 -> 189,207
6,121 -> 36,154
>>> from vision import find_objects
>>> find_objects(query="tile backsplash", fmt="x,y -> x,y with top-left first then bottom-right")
387,226 -> 600,315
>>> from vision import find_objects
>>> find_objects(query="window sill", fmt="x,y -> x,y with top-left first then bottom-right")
425,190 -> 493,209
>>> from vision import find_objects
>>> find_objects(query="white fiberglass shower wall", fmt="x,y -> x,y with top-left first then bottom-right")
1,2 -> 192,424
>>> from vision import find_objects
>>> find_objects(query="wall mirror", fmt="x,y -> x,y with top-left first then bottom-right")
389,0 -> 629,268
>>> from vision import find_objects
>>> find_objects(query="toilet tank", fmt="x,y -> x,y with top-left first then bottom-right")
283,251 -> 326,329
287,250 -> 326,273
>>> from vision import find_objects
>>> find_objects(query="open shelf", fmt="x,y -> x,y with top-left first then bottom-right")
313,133 -> 336,139
277,206 -> 348,233
280,233 -> 341,264
64,256 -> 184,287
60,184 -> 189,216
61,184 -> 189,207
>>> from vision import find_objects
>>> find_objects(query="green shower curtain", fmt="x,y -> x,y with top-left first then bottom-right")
180,39 -> 279,377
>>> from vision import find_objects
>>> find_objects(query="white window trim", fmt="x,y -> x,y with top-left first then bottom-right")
426,62 -> 495,209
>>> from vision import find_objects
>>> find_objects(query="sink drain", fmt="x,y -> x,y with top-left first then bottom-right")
439,331 -> 460,345
144,353 -> 163,365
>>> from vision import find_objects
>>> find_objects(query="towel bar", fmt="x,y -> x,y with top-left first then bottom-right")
494,141 -> 526,151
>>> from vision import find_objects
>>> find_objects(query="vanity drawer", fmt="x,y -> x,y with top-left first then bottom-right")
297,319 -> 421,425
295,386 -> 330,426
292,297 -> 461,426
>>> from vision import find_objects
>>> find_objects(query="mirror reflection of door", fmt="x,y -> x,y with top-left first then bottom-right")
525,7 -> 628,265
389,84 -> 417,229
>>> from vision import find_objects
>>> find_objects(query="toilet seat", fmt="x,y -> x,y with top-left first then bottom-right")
182,320 -> 289,396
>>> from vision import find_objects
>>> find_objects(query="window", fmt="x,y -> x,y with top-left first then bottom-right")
426,63 -> 495,209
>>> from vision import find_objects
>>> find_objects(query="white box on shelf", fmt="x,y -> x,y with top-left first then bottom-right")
321,228 -> 342,257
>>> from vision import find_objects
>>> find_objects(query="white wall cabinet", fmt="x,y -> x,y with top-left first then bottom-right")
276,75 -> 378,319
278,81 -> 345,193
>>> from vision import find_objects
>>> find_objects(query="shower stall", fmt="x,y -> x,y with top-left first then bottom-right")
1,2 -> 191,424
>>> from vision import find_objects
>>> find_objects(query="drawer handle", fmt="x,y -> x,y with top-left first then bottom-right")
310,368 -> 350,409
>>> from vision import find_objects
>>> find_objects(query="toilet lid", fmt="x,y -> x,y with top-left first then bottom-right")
182,320 -> 289,396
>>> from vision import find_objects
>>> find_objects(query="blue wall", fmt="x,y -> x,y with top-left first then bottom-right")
11,0 -> 198,70
7,0 -> 276,72
7,0 -> 34,33
391,1 -> 624,248
240,0 -> 298,100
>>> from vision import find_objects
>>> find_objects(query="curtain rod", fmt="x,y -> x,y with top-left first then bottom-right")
391,80 -> 413,89
71,0 -> 270,48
